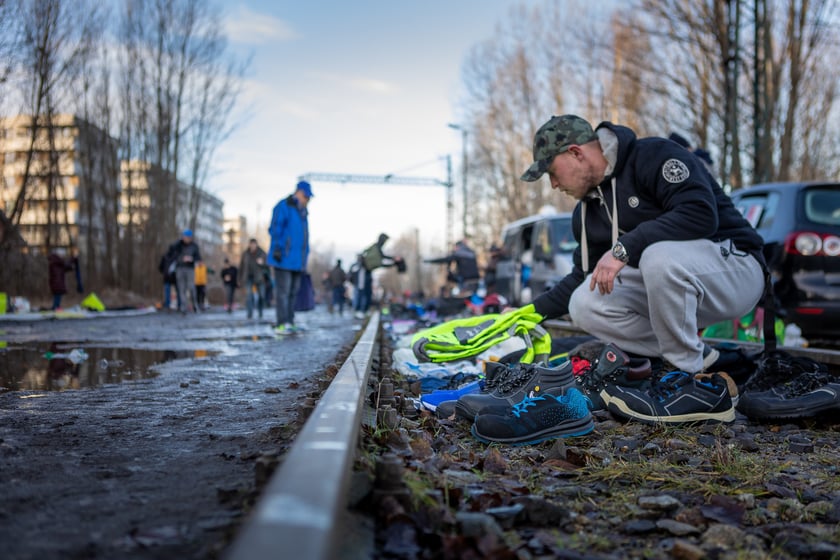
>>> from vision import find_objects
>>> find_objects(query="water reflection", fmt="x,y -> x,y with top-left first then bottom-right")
0,344 -> 212,392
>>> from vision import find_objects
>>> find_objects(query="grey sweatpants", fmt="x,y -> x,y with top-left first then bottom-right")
568,239 -> 764,373
176,266 -> 197,312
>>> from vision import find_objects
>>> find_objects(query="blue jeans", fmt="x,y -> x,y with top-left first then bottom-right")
332,286 -> 346,315
246,280 -> 266,318
274,268 -> 302,326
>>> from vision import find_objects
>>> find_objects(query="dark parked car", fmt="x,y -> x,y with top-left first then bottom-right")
730,181 -> 840,339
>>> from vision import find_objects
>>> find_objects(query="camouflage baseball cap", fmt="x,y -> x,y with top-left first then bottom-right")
521,115 -> 598,182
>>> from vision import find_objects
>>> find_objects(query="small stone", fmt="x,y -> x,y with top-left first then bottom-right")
656,518 -> 700,536
638,494 -> 682,511
263,387 -> 281,394
670,538 -> 706,560
622,519 -> 657,534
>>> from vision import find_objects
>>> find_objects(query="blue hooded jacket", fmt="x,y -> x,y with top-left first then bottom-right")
267,194 -> 309,271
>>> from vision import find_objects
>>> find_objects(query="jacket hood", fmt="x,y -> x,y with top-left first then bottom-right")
594,122 -> 636,178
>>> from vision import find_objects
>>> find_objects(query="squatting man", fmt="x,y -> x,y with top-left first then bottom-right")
520,114 -> 767,374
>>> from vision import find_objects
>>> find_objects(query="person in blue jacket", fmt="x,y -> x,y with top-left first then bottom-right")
268,180 -> 312,334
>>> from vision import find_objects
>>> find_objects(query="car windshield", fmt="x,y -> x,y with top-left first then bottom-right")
803,187 -> 840,226
551,217 -> 577,252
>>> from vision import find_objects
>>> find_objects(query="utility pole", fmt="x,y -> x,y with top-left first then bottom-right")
448,123 -> 468,240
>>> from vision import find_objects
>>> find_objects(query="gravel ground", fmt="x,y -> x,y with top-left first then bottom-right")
353,334 -> 840,560
0,307 -> 359,560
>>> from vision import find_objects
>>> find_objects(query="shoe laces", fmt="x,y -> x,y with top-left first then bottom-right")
510,393 -> 546,417
649,371 -> 691,400
744,350 -> 829,393
491,363 -> 538,396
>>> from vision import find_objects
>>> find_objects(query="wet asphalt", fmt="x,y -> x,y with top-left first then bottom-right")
0,305 -> 362,560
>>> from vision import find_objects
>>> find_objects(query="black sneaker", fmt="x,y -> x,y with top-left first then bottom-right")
470,387 -> 594,445
738,364 -> 840,420
605,371 -> 735,424
454,361 -> 575,421
575,343 -> 652,410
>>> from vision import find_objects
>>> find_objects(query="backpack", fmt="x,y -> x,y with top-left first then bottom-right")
361,243 -> 383,271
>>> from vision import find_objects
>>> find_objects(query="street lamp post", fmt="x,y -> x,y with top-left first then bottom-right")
448,123 -> 468,240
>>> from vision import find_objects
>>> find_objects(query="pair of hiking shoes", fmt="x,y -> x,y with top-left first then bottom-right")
432,342 -> 741,445
736,350 -> 840,420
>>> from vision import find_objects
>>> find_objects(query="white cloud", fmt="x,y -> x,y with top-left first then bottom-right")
224,6 -> 299,44
309,71 -> 399,95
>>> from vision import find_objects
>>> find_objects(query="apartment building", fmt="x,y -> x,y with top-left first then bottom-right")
222,215 -> 248,261
120,159 -> 224,259
0,113 -> 119,255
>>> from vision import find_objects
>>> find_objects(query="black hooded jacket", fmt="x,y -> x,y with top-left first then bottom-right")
531,122 -> 765,320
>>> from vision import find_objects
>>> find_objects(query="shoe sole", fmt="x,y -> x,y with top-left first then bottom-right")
607,398 -> 735,424
737,395 -> 840,420
470,415 -> 595,446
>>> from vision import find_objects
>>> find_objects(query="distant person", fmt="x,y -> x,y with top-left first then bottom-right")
349,254 -> 372,319
220,257 -> 238,313
171,229 -> 202,313
159,244 -> 180,311
267,180 -> 312,334
354,233 -> 403,318
693,148 -> 715,175
48,248 -> 78,310
328,258 -> 347,316
425,239 -> 480,294
484,243 -> 504,294
194,261 -> 209,310
668,131 -> 692,151
239,238 -> 268,320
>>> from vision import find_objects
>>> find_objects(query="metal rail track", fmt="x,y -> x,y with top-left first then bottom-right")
226,312 -> 381,560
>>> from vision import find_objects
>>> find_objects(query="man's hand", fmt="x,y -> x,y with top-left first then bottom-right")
272,249 -> 282,262
589,252 -> 626,295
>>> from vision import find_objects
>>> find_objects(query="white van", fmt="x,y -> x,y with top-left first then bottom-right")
493,208 -> 577,306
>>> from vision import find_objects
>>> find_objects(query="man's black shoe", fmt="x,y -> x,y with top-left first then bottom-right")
455,361 -> 575,421
605,371 -> 735,424
738,367 -> 840,420
575,342 -> 652,410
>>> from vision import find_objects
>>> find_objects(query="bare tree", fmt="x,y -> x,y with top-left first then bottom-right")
113,0 -> 247,297
621,0 -> 840,187
8,0 -> 105,253
458,2 -> 618,251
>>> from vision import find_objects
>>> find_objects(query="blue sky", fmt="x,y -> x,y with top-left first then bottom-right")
212,1 -> 520,263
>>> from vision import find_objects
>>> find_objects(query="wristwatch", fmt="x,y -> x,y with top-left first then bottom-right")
611,242 -> 629,264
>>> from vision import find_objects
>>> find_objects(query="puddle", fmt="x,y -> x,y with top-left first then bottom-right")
0,344 -> 215,392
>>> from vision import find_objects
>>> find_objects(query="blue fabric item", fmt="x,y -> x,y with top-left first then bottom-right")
267,195 -> 309,271
420,379 -> 483,411
182,229 -> 193,237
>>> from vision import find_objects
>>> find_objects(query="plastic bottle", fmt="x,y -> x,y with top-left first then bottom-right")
784,323 -> 806,347
67,348 -> 89,364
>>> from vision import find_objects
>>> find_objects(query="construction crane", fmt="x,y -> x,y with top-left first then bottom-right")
298,155 -> 454,248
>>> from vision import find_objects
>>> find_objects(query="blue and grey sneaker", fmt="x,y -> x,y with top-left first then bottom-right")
470,387 -> 594,445
605,371 -> 735,424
